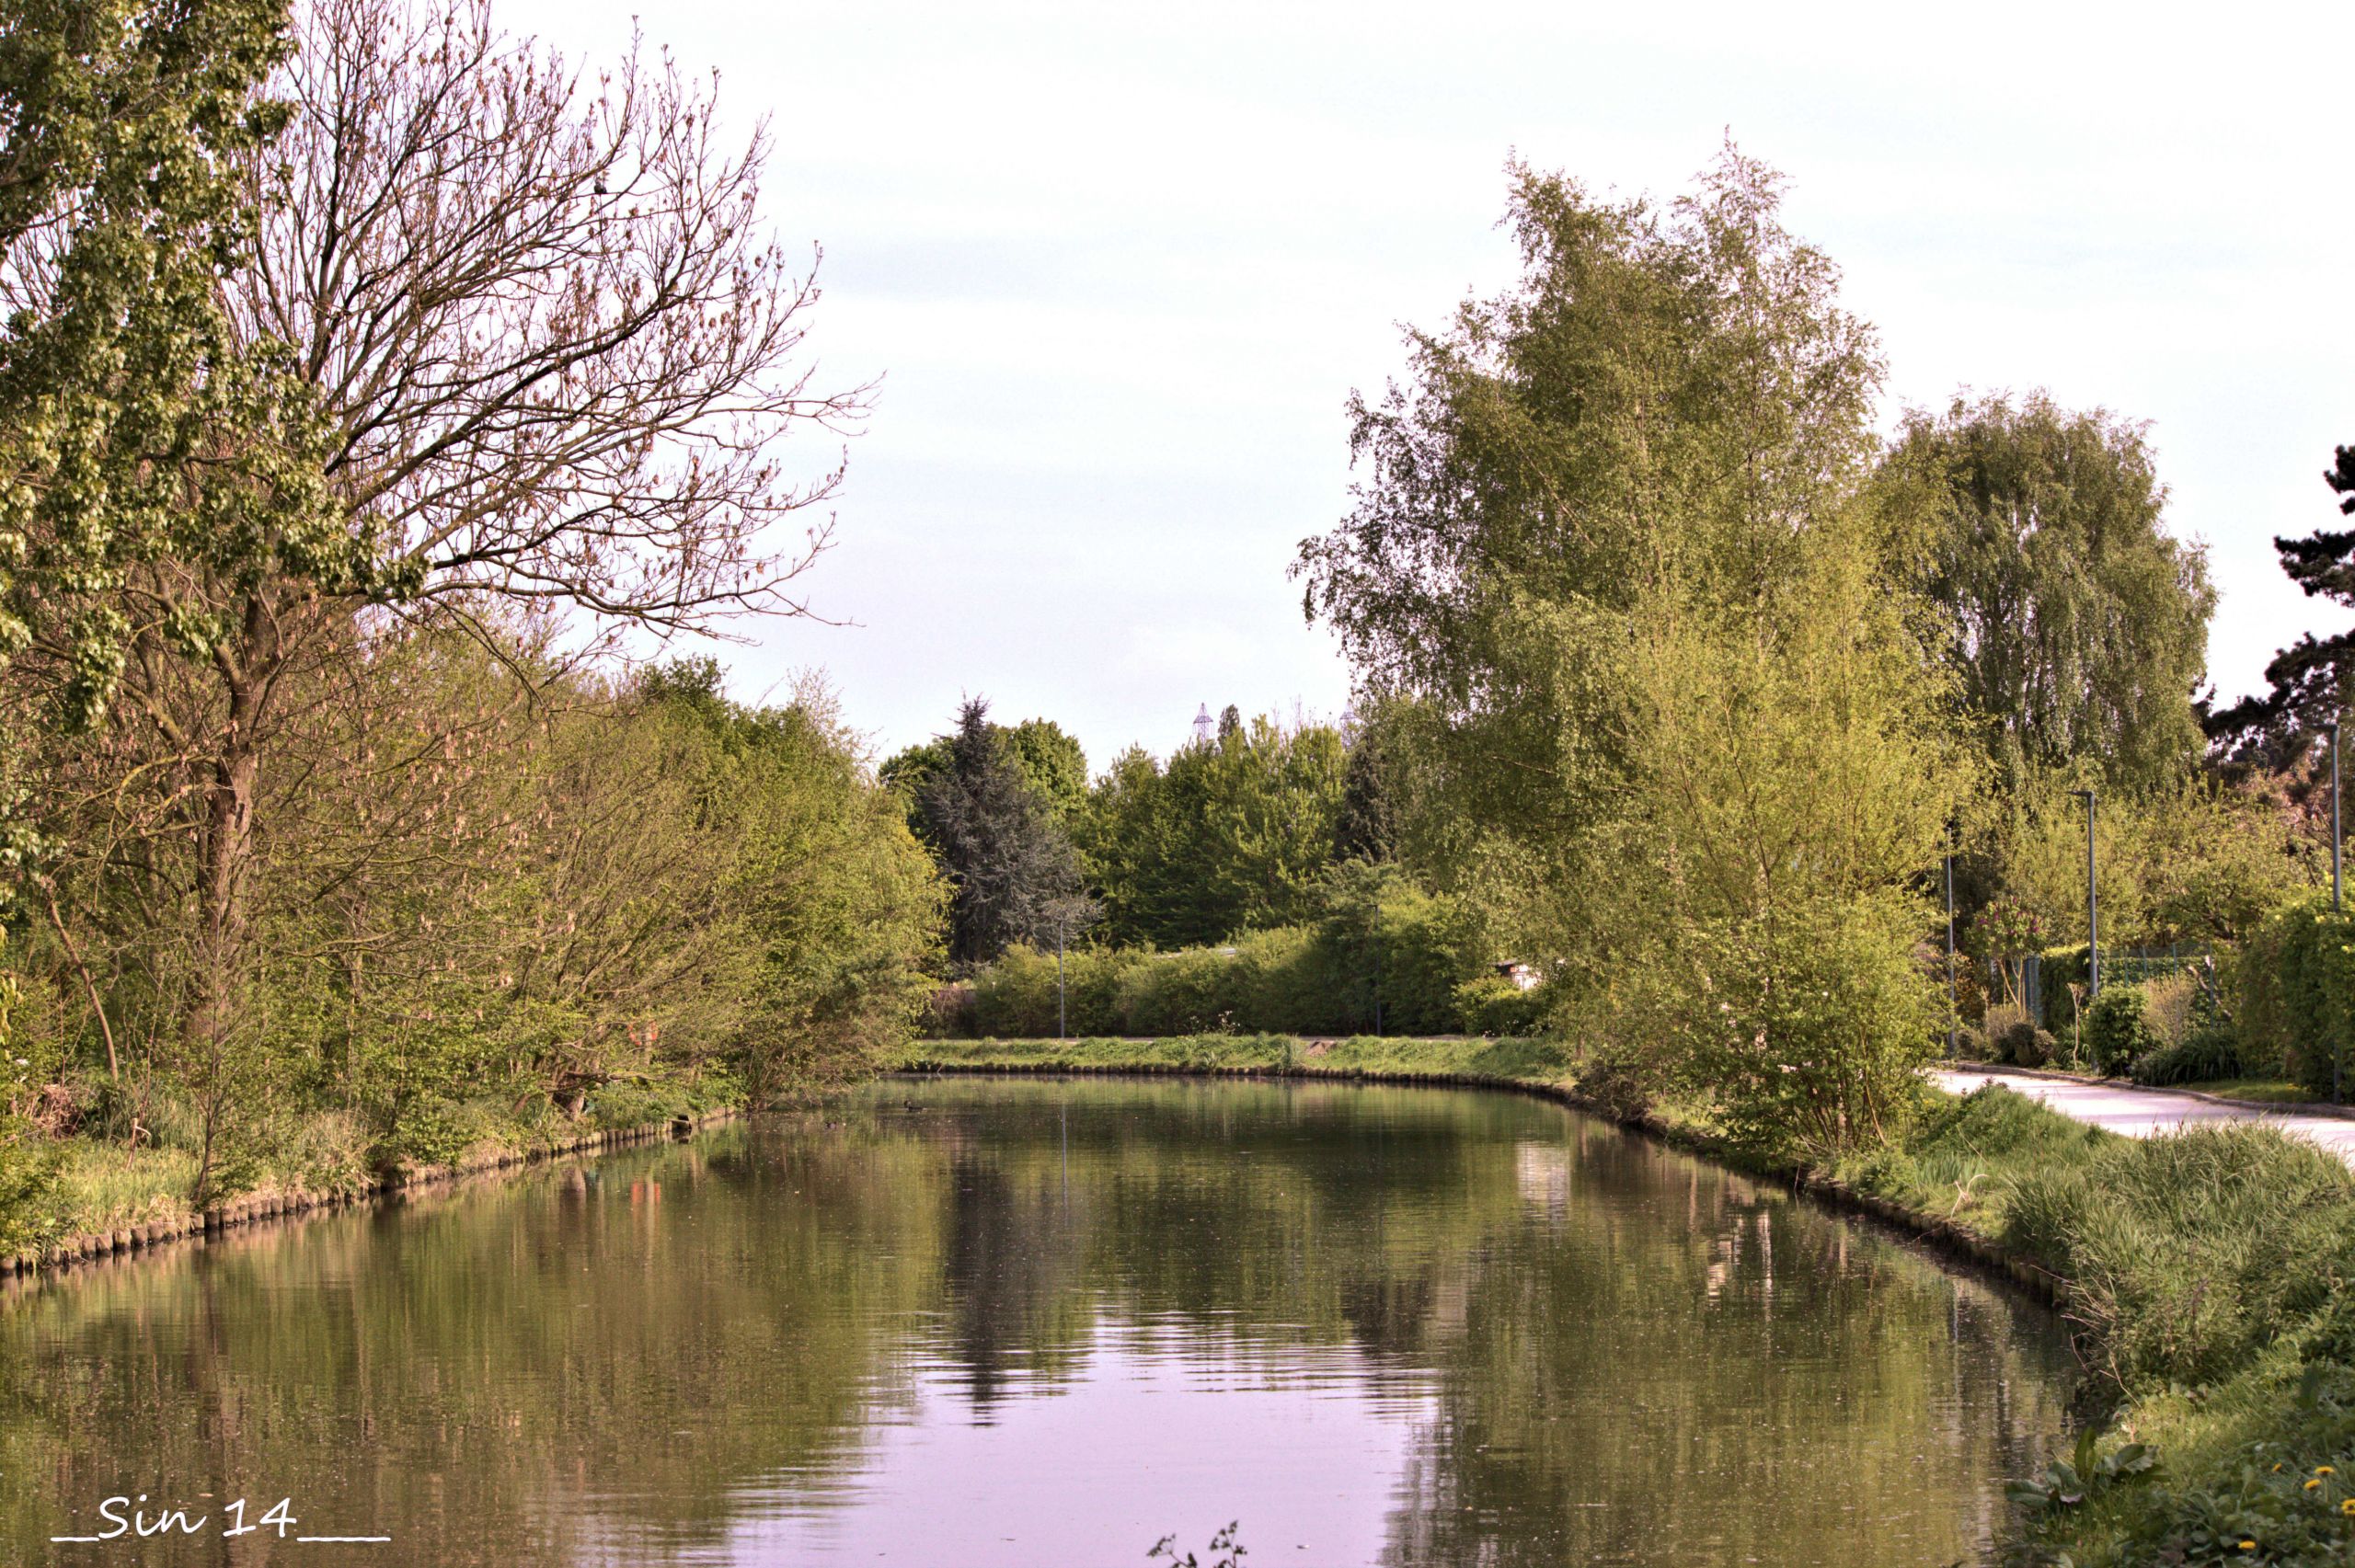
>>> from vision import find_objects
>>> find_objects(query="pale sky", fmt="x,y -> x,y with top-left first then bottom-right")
505,0 -> 2355,773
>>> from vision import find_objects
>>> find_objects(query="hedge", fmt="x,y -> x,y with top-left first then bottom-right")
953,886 -> 1510,1038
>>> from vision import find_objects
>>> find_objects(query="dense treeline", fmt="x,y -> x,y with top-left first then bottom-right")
0,0 -> 941,1222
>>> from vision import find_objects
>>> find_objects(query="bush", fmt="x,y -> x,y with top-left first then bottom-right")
1947,1022 -> 1990,1061
2237,898 -> 2355,1096
949,877 -> 1490,1038
0,1116 -> 60,1253
2131,1020 -> 2245,1087
1455,974 -> 1549,1036
971,944 -> 1139,1037
1117,946 -> 1245,1035
2084,985 -> 2165,1076
1984,1001 -> 2029,1041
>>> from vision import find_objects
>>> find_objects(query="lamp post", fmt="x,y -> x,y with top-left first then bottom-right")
1945,850 -> 1958,1057
2071,788 -> 2098,1001
2334,713 -> 2343,915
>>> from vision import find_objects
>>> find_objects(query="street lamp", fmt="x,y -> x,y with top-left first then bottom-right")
1944,848 -> 1958,1057
2070,788 -> 2098,1001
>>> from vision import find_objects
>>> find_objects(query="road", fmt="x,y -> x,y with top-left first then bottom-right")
1930,1065 -> 2355,1166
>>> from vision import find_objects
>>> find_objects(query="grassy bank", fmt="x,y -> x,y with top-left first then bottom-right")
896,1036 -> 2355,1568
4,1079 -> 741,1267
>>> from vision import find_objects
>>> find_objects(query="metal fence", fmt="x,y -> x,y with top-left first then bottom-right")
1986,946 -> 2218,1035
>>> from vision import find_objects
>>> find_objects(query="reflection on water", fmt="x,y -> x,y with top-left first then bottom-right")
0,1078 -> 2075,1566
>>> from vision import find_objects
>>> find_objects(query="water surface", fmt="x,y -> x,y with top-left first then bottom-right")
3,1077 -> 2074,1565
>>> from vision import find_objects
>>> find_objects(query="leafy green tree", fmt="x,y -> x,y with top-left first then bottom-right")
6,0 -> 862,1079
1294,144 -> 1882,887
1299,144 -> 1970,1153
1584,515 -> 1972,1157
883,716 -> 1086,826
1878,394 -> 2213,794
1074,715 -> 1349,948
912,700 -> 1086,965
0,0 -> 338,735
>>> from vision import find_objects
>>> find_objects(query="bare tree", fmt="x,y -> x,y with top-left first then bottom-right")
238,0 -> 861,639
37,0 -> 864,1088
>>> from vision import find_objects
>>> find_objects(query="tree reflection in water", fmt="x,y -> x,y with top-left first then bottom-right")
0,1079 -> 2073,1566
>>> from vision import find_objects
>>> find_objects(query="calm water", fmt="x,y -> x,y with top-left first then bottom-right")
3,1078 -> 2076,1566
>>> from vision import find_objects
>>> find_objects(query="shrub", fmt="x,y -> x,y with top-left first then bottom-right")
1455,974 -> 1549,1036
1223,923 -> 1341,1035
2084,985 -> 2165,1076
1947,1021 -> 1990,1061
971,944 -> 1139,1037
2131,1021 -> 2245,1087
2237,898 -> 2355,1096
1117,946 -> 1245,1035
2142,969 -> 2200,1047
953,877 -> 1490,1038
0,1116 -> 60,1253
927,983 -> 977,1038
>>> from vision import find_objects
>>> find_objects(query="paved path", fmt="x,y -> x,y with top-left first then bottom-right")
1931,1066 -> 2355,1166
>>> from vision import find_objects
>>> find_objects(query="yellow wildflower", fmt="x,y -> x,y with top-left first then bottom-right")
2319,1466 -> 2338,1476
2307,1478 -> 2324,1491
2343,1499 -> 2355,1517
2239,1541 -> 2257,1551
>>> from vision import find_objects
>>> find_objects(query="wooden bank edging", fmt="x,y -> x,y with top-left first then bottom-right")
898,1056 -> 2070,1311
2,1107 -> 741,1284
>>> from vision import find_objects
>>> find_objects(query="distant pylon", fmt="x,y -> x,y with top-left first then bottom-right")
1192,703 -> 1214,746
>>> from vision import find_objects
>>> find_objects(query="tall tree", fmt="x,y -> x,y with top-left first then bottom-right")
881,715 -> 1086,825
15,0 -> 860,1066
913,699 -> 1084,965
1074,715 -> 1348,947
1879,393 -> 2213,793
1294,143 -> 1881,893
2206,443 -> 2355,773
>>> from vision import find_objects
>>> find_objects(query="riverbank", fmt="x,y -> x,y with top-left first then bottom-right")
899,1036 -> 2355,1568
1,1093 -> 742,1281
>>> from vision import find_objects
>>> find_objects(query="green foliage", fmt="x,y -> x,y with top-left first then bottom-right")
2236,898 -> 2355,1096
1299,145 -> 1961,1163
1076,715 -> 1350,949
0,1115 -> 59,1253
2084,986 -> 2165,1076
958,876 -> 1487,1038
2206,441 -> 2355,773
2132,1023 -> 2246,1088
1454,975 -> 1548,1036
0,0 -> 349,734
883,715 -> 1087,826
2001,1125 -> 2355,1394
906,698 -> 1085,965
1879,393 -> 2214,794
2074,1365 -> 2355,1568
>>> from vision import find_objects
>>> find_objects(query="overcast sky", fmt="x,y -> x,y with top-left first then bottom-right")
506,0 -> 2355,773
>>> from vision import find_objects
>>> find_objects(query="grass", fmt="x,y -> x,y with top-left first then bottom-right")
900,1032 -> 1580,1082
905,1035 -> 2355,1568
6,1078 -> 736,1253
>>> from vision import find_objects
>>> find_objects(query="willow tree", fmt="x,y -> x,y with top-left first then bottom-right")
27,0 -> 862,1076
1878,393 -> 2213,794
